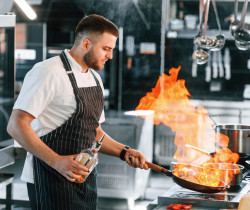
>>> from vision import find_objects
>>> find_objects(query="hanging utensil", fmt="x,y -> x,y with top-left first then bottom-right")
218,51 -> 224,78
224,48 -> 231,80
193,0 -> 209,65
234,0 -> 250,51
230,0 -> 240,36
191,46 -> 198,77
205,51 -> 211,82
192,48 -> 209,65
210,0 -> 225,51
212,51 -> 218,79
197,0 -> 214,49
194,0 -> 205,46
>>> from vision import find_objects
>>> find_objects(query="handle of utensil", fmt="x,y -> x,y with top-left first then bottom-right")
197,0 -> 205,36
146,161 -> 172,177
211,0 -> 222,33
239,0 -> 248,29
234,0 -> 239,21
202,0 -> 210,36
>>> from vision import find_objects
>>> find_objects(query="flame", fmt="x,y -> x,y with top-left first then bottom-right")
136,66 -> 239,186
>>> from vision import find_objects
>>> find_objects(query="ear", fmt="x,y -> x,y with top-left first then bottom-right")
81,39 -> 91,51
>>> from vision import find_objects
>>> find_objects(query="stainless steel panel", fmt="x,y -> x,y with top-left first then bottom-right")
0,145 -> 14,169
154,124 -> 176,165
96,111 -> 154,201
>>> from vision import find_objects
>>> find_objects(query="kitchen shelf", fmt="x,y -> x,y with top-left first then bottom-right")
175,0 -> 247,2
166,30 -> 235,40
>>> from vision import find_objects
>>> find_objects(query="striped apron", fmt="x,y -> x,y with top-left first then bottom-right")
32,51 -> 104,210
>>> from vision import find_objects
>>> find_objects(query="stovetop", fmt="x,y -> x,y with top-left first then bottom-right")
243,169 -> 250,182
147,181 -> 250,210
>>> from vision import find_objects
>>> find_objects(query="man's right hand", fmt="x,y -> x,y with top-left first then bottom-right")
53,154 -> 89,182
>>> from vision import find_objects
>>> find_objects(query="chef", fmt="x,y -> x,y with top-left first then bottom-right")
7,14 -> 149,210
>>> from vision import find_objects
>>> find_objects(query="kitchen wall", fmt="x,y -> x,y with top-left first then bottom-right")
165,0 -> 250,103
10,0 -> 250,110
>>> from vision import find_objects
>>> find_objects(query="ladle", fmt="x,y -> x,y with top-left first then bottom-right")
192,48 -> 209,65
193,0 -> 209,65
234,0 -> 250,51
210,0 -> 225,51
230,0 -> 240,36
197,0 -> 214,49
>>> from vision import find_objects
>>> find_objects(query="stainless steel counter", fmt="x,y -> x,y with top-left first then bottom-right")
147,181 -> 250,210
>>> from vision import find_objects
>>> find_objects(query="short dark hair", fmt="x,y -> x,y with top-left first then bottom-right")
74,14 -> 119,45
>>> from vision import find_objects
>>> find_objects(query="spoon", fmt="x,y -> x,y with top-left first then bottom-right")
210,0 -> 225,51
230,0 -> 240,36
234,0 -> 250,51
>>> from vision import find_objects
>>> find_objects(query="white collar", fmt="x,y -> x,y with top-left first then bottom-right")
64,49 -> 85,73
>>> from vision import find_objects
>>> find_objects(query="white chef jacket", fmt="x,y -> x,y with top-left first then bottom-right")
13,49 -> 105,183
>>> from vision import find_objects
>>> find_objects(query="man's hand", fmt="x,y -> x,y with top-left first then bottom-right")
53,154 -> 89,182
124,149 -> 149,170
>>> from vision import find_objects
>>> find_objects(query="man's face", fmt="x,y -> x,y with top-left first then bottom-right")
83,32 -> 117,70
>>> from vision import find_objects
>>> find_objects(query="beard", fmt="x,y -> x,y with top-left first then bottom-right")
83,49 -> 103,70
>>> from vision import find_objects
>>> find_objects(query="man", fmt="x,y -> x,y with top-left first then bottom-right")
7,14 -> 149,210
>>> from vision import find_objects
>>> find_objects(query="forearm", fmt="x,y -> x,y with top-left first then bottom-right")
96,126 -> 126,157
98,133 -> 125,157
96,124 -> 148,170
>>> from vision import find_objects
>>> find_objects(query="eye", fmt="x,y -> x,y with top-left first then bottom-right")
104,47 -> 111,51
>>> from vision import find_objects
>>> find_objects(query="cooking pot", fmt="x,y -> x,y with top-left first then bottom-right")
215,124 -> 250,155
203,163 -> 244,187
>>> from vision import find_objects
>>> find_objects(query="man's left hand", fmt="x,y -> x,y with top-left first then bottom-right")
124,149 -> 149,170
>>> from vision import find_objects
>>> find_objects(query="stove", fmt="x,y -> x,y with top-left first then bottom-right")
243,169 -> 250,182
147,181 -> 250,210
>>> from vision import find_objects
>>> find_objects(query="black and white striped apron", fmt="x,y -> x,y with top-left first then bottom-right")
32,51 -> 104,210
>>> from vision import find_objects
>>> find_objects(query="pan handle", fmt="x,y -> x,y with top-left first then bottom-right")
146,161 -> 173,177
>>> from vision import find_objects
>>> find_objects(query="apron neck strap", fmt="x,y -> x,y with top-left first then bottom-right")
60,51 -> 72,72
60,50 -> 101,88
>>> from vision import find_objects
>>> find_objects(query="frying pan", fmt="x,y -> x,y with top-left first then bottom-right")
146,161 -> 229,193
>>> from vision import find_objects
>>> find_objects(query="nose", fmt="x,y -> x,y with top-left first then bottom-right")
107,50 -> 113,59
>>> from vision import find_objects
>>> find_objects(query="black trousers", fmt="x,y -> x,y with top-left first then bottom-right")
27,182 -> 38,210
